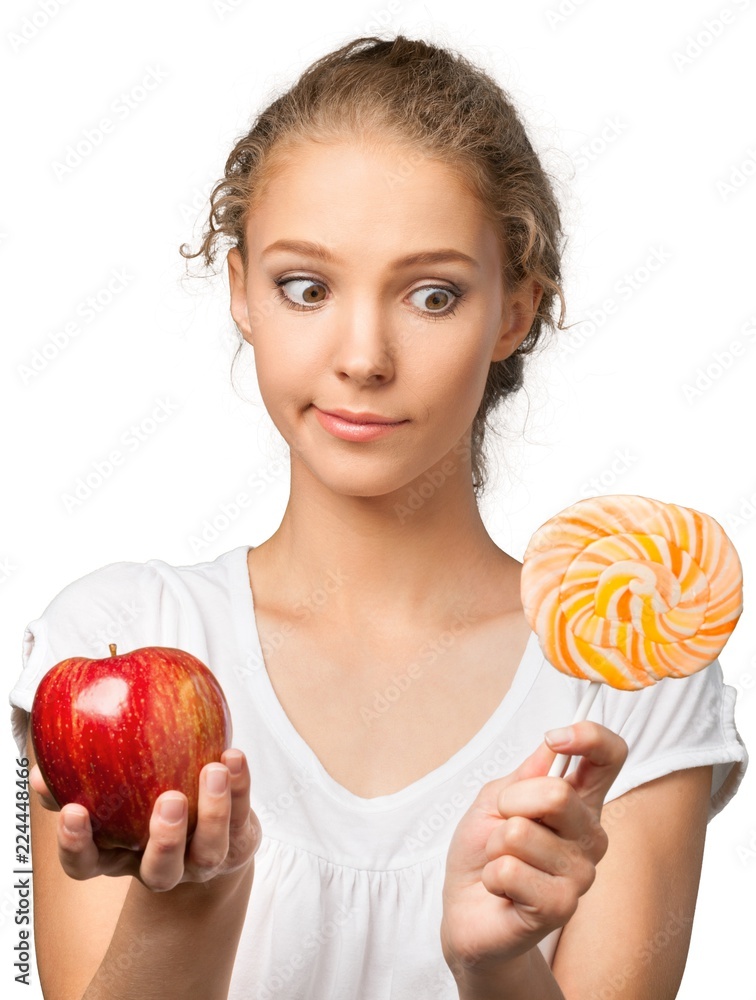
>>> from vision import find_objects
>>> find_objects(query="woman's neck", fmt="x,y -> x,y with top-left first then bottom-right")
250,460 -> 522,632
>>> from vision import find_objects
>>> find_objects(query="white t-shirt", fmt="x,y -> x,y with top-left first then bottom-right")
9,545 -> 748,1000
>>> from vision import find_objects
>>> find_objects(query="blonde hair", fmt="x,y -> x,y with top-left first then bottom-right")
180,34 -> 567,496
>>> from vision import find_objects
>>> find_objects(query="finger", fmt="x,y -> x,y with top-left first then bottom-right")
474,740 -> 557,813
545,721 -> 628,814
494,779 -> 609,866
184,763 -> 231,881
224,749 -> 251,834
480,853 -> 578,924
57,805 -> 102,879
222,750 -> 261,869
57,803 -> 141,881
494,778 -> 588,844
485,815 -> 598,885
507,740 -> 559,784
30,765 -> 60,811
138,792 -> 188,892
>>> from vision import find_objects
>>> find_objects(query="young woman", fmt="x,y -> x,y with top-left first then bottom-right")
12,34 -> 747,1000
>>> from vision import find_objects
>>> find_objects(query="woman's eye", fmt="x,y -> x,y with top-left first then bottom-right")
275,277 -> 327,309
274,277 -> 462,319
407,286 -> 460,317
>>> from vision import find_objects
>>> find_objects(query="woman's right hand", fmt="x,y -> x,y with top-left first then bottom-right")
29,749 -> 262,892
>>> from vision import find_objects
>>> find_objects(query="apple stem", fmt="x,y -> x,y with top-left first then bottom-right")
109,644 -> 117,657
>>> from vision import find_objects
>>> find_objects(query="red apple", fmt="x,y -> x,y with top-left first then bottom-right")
30,643 -> 232,851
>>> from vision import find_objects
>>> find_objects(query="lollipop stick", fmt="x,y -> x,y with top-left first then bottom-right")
547,681 -> 601,778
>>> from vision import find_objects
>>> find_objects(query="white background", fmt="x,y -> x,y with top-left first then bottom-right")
2,0 -> 755,995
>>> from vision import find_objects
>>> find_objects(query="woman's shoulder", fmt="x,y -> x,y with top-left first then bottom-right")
597,660 -> 749,820
29,545 -> 249,627
11,545 -> 248,722
10,546 -> 250,758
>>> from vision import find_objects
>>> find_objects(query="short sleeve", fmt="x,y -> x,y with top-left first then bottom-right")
9,559 -> 177,758
597,658 -> 748,821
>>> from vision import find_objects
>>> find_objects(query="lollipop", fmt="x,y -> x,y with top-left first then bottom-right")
520,494 -> 743,777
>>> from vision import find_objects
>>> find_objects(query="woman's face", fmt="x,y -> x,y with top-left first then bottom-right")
227,138 -> 540,499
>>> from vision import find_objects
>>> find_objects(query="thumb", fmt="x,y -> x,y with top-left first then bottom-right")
30,764 -> 60,812
508,738 -> 561,783
475,738 -> 558,810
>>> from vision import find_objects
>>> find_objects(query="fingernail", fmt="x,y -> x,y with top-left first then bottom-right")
545,726 -> 574,748
206,765 -> 228,796
63,807 -> 88,834
224,751 -> 243,777
159,795 -> 186,824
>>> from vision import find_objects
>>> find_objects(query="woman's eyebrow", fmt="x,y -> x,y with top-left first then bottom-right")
261,238 -> 480,270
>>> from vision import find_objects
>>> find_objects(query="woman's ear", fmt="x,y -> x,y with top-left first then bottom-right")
227,247 -> 253,344
490,278 -> 543,362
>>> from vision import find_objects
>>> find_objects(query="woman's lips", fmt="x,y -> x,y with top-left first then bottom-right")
313,407 -> 409,442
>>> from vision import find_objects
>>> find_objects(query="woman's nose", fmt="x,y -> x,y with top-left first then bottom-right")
330,298 -> 397,384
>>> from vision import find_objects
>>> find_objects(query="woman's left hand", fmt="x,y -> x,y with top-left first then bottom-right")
440,721 -> 628,975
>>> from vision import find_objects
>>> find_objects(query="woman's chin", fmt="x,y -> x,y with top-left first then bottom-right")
291,455 -> 427,504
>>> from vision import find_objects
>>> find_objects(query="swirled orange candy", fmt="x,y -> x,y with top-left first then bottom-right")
520,495 -> 743,691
